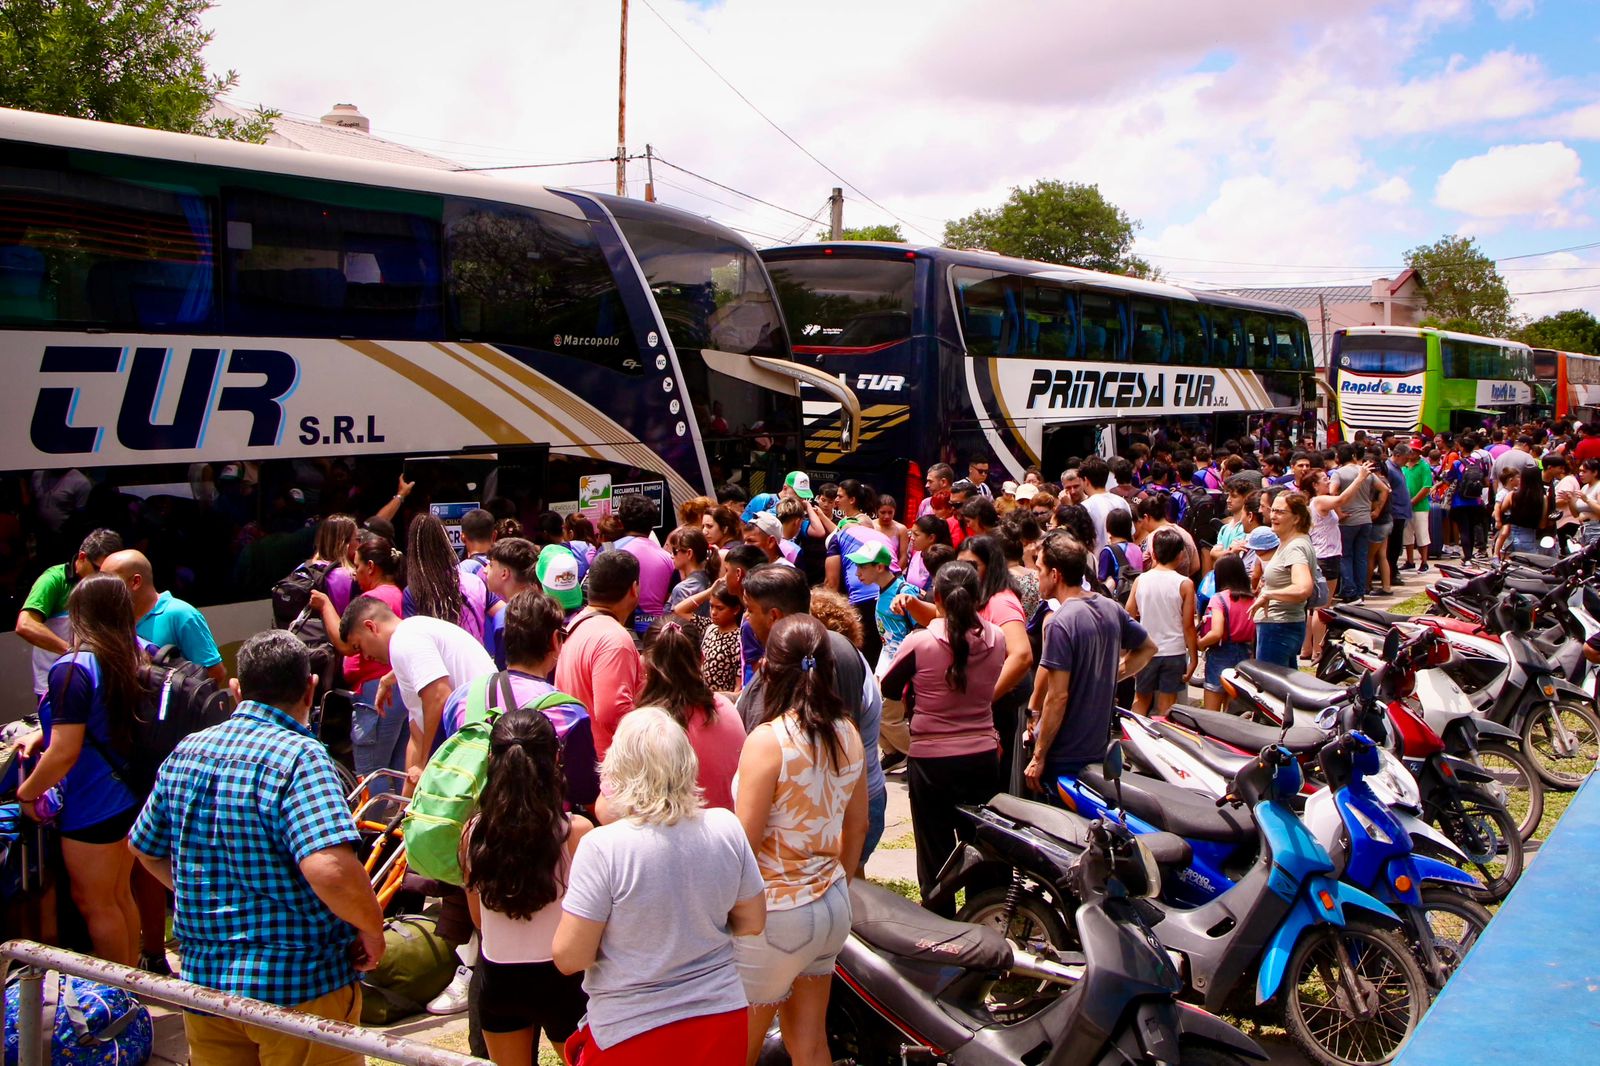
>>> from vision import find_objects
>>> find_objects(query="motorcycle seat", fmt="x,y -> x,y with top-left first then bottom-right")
1234,660 -> 1352,711
1139,716 -> 1256,777
1167,705 -> 1328,755
1506,576 -> 1557,595
848,879 -> 1013,971
1079,768 -> 1256,845
988,793 -> 1194,870
1331,604 -> 1412,630
1508,551 -> 1560,569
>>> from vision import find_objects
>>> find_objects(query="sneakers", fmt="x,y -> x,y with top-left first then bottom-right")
426,965 -> 472,1015
138,951 -> 172,977
1418,563 -> 1430,573
880,751 -> 907,773
1399,562 -> 1417,572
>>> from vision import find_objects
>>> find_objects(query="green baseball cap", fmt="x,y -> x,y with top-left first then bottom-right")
536,544 -> 584,610
845,542 -> 894,567
784,470 -> 814,499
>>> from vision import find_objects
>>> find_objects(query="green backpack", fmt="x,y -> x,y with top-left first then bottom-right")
402,672 -> 577,886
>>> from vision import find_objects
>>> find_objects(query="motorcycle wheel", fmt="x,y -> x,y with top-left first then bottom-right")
1427,796 -> 1523,904
1520,700 -> 1600,790
957,887 -> 1073,1020
1473,741 -> 1545,841
1414,887 -> 1493,985
1283,919 -> 1429,1066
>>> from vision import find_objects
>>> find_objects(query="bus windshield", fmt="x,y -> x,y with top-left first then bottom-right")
1336,333 -> 1426,375
765,255 -> 915,350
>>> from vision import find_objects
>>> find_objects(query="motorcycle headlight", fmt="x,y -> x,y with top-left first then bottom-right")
1371,749 -> 1422,810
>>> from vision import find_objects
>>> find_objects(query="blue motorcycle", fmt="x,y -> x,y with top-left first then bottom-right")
1062,745 -> 1430,1066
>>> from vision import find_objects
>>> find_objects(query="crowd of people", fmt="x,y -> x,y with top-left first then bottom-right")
11,413 -> 1600,1065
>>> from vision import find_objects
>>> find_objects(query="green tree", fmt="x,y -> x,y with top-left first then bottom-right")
1404,234 -> 1516,337
1516,309 -> 1600,354
943,179 -> 1154,277
0,0 -> 277,142
815,223 -> 905,242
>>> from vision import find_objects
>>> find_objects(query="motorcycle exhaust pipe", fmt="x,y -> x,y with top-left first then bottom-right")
1008,949 -> 1085,986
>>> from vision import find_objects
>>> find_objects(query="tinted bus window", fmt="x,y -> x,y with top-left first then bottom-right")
766,256 -> 914,349
612,213 -> 784,358
953,269 -> 1019,357
1022,278 -> 1077,358
1130,300 -> 1168,363
1534,348 -> 1559,380
445,200 -> 634,360
1336,333 -> 1425,374
224,188 -> 443,339
0,153 -> 216,331
1080,290 -> 1127,362
1169,302 -> 1205,366
1242,314 -> 1274,370
1441,338 -> 1527,381
1209,313 -> 1244,368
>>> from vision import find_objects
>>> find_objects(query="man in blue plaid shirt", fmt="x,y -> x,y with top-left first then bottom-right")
132,631 -> 384,1066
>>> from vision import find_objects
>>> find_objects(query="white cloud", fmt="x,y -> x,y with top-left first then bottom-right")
1372,177 -> 1414,205
1505,252 -> 1600,320
1434,142 -> 1585,225
1541,100 -> 1600,140
1490,0 -> 1536,19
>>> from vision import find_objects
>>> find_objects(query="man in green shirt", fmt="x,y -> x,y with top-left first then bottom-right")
1401,455 -> 1435,573
13,529 -> 122,697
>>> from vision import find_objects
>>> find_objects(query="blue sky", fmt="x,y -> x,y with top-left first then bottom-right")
206,0 -> 1600,321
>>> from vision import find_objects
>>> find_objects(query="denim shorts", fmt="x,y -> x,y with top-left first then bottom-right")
734,878 -> 850,1005
1203,642 -> 1251,693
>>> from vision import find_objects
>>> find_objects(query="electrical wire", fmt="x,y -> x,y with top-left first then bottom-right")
458,156 -> 630,173
635,0 -> 939,242
652,157 -> 824,223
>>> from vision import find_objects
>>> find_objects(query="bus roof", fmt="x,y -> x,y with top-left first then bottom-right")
1336,324 -> 1532,351
761,240 -> 1310,320
5,106 -> 586,224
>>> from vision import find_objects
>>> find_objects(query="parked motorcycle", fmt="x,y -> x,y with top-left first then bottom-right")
760,750 -> 1267,1066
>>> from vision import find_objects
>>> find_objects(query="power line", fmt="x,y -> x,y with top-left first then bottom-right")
652,157 -> 822,222
458,156 -> 631,173
635,0 -> 939,242
780,200 -> 836,245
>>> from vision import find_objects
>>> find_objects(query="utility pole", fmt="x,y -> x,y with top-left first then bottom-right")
616,0 -> 628,196
829,187 -> 843,240
644,144 -> 656,202
1317,293 -> 1331,369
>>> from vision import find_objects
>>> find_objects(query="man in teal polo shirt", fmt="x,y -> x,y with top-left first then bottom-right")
101,549 -> 226,687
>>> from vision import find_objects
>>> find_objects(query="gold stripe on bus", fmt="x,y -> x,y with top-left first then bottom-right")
458,342 -> 698,503
341,340 -> 533,446
427,343 -> 605,462
985,358 -> 1043,466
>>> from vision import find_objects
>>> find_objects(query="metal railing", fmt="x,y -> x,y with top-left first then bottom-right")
1,940 -> 492,1066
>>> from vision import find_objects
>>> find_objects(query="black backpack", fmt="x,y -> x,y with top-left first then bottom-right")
272,560 -> 333,641
1101,542 -> 1138,606
79,646 -> 233,797
1459,457 -> 1488,502
1177,485 -> 1220,547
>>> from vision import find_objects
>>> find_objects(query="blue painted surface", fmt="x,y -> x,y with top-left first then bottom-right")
1398,776 -> 1600,1065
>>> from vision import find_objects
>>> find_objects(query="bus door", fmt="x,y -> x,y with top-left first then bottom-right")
400,446 -> 550,553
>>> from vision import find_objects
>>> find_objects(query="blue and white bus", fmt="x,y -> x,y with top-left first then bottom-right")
0,108 -> 852,713
761,242 -> 1315,501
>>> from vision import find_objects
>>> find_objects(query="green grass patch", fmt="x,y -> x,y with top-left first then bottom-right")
870,876 -> 922,902
1391,590 -> 1434,616
881,832 -> 917,850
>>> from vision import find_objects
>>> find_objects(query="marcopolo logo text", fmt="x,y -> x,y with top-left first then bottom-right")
552,334 -> 621,348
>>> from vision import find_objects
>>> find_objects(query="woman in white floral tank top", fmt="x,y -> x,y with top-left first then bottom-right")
733,614 -> 867,1066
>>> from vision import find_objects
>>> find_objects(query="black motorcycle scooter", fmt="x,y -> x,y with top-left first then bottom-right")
755,745 -> 1267,1066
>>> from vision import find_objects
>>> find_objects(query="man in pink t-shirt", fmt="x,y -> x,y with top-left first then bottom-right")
555,549 -> 642,756
613,494 -> 676,634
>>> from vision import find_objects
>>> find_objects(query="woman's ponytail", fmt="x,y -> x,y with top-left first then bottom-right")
934,562 -> 982,693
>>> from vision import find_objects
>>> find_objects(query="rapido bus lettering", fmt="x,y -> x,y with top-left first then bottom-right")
1025,368 -> 1223,411
30,345 -> 297,454
1340,380 -> 1422,396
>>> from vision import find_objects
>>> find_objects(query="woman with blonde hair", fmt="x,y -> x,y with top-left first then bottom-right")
554,709 -> 765,1066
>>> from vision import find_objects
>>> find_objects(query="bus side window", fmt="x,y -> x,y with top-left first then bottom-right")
1079,291 -> 1127,362
224,187 -> 443,340
1130,299 -> 1168,364
1,156 -> 216,331
955,270 -> 1018,358
1022,278 -> 1076,359
1169,303 -> 1205,366
1209,314 -> 1244,369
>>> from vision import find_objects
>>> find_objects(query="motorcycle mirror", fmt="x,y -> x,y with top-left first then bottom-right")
1381,628 -> 1401,662
1103,739 -> 1125,781
1357,671 -> 1376,706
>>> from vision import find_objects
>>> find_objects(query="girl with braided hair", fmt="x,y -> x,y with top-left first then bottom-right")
402,512 -> 498,646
